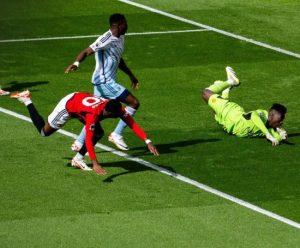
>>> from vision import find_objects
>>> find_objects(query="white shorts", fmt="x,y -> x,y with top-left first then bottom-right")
48,93 -> 75,129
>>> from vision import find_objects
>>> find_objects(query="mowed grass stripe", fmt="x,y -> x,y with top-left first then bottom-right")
118,0 -> 300,59
1,106 -> 299,229
1,205 -> 299,248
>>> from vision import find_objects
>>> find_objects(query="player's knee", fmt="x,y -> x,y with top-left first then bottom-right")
130,98 -> 140,110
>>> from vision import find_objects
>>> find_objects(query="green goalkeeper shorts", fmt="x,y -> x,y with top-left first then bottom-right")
208,94 -> 245,133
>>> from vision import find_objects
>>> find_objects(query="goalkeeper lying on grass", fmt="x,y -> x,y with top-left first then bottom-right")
202,66 -> 287,146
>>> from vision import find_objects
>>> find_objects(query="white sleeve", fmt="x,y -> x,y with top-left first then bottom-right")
89,32 -> 113,52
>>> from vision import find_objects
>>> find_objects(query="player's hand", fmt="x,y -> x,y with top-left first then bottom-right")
276,127 -> 288,140
92,161 -> 107,175
65,64 -> 78,74
266,132 -> 279,146
130,75 -> 139,90
147,142 -> 159,156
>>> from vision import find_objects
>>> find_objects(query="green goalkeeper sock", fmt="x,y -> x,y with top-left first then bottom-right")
221,87 -> 231,99
207,80 -> 231,94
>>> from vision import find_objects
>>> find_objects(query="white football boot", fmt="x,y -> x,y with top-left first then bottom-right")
10,90 -> 32,104
225,66 -> 240,86
0,88 -> 10,96
108,132 -> 129,151
71,157 -> 92,171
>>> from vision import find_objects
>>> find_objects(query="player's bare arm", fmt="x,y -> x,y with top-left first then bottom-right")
65,47 -> 95,73
119,58 -> 139,89
147,142 -> 159,156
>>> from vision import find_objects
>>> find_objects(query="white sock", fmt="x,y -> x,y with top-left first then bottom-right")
23,99 -> 32,106
125,106 -> 136,116
75,153 -> 84,160
113,106 -> 137,136
227,79 -> 234,85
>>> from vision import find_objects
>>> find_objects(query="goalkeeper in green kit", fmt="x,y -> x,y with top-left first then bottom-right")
202,67 -> 287,146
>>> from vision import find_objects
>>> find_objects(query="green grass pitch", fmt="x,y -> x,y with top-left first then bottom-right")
0,0 -> 300,247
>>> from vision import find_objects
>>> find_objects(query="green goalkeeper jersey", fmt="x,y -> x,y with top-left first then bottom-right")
208,94 -> 282,141
229,109 -> 282,141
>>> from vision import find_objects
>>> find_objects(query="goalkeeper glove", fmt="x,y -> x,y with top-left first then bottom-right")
276,127 -> 288,140
266,132 -> 279,146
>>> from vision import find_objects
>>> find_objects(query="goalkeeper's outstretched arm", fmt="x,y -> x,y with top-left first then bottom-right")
251,111 -> 280,146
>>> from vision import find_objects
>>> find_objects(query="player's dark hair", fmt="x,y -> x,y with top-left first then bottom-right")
109,13 -> 126,25
105,99 -> 122,115
270,103 -> 287,120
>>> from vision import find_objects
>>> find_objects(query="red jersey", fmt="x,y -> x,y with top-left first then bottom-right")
65,93 -> 148,161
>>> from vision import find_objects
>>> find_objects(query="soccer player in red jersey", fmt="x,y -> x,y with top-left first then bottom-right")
11,90 -> 159,175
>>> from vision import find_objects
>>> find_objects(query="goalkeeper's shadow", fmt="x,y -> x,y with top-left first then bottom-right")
280,132 -> 300,145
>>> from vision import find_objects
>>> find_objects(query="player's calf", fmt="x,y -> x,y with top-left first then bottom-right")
11,90 -> 56,137
124,93 -> 140,110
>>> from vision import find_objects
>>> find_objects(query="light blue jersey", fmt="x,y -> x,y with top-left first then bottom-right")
90,30 -> 125,85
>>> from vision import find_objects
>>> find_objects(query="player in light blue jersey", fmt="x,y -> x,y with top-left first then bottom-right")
65,14 -> 140,151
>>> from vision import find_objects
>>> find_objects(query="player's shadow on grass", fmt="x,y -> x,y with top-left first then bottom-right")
4,80 -> 49,92
64,158 -> 175,183
288,133 -> 300,138
129,138 -> 220,156
101,160 -> 172,183
280,132 -> 300,145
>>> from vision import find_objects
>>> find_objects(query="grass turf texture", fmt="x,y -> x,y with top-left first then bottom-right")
1,112 -> 299,247
1,0 -> 300,247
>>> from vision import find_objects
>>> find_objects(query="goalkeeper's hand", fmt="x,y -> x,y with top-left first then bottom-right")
266,132 -> 279,146
276,127 -> 288,140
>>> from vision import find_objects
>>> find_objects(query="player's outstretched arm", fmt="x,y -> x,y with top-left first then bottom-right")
122,114 -> 159,155
251,111 -> 279,146
65,47 -> 94,73
146,141 -> 159,156
84,120 -> 107,175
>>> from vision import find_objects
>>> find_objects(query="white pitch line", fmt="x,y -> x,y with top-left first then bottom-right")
0,29 -> 208,43
127,29 -> 209,36
118,0 -> 300,59
0,106 -> 299,229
